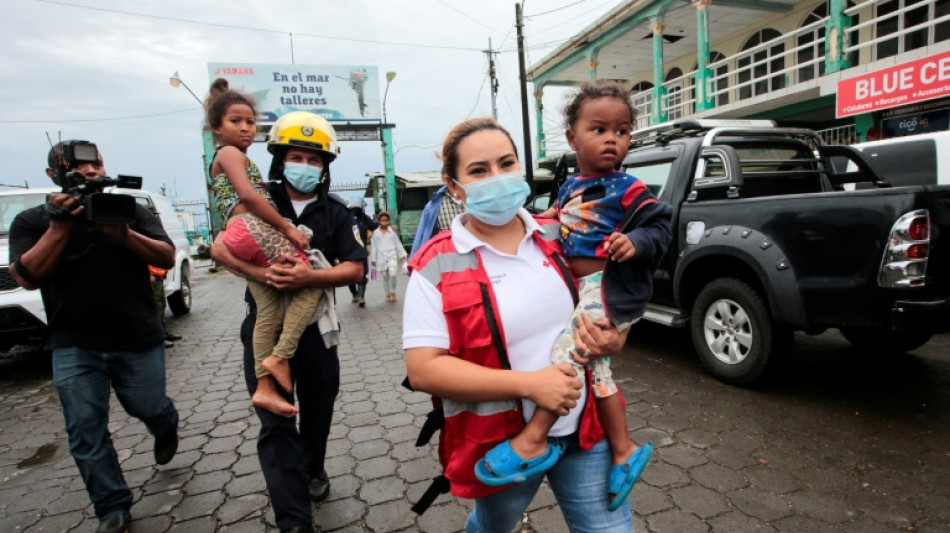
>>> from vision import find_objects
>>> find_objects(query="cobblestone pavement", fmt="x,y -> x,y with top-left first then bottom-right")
1,269 -> 949,532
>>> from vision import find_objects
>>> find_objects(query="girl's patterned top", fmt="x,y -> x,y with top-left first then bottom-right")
210,155 -> 274,220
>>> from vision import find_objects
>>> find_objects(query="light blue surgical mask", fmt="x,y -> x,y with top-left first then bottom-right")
456,170 -> 530,226
283,162 -> 323,193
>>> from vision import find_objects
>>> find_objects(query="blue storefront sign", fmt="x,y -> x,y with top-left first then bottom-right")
882,108 -> 950,137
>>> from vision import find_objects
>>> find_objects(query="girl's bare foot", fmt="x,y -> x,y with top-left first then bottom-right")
262,355 -> 292,393
390,293 -> 397,302
252,376 -> 298,418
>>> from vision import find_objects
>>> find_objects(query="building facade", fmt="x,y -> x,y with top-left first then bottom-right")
528,0 -> 950,155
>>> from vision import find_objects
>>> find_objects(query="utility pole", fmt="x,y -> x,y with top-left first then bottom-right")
515,2 -> 535,189
484,38 -> 499,120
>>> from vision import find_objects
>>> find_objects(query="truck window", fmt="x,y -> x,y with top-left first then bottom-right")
734,145 -> 823,197
624,161 -> 672,197
0,193 -> 46,235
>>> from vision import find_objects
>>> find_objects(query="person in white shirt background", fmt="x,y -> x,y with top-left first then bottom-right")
369,210 -> 407,303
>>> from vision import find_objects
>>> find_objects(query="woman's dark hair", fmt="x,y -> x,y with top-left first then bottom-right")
205,78 -> 258,139
563,80 -> 637,129
441,118 -> 518,182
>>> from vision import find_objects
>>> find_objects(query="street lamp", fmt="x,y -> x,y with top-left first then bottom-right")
382,71 -> 396,124
169,70 -> 222,263
169,71 -> 203,106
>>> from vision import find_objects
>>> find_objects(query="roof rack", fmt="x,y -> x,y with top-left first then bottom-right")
632,119 -> 777,144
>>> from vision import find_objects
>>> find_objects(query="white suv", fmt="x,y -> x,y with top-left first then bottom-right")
0,187 -> 193,350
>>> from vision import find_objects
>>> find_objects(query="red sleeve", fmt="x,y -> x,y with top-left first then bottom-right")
620,180 -> 648,211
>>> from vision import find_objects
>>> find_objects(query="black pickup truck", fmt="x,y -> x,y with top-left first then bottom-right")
607,119 -> 950,385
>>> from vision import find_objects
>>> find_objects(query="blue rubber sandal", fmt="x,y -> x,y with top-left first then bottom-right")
607,442 -> 653,511
474,440 -> 562,486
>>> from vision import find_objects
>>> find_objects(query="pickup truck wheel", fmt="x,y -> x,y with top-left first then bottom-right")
691,278 -> 790,385
167,266 -> 191,316
839,327 -> 930,353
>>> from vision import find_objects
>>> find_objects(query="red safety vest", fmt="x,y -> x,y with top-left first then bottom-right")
407,218 -> 608,508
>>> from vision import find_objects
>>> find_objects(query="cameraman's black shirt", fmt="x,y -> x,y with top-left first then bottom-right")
9,204 -> 173,351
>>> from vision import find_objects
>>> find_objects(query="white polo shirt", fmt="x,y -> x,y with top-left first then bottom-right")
403,209 -> 584,436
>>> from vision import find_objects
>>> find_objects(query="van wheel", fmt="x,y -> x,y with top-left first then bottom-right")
840,327 -> 930,353
690,278 -> 791,386
168,266 -> 191,316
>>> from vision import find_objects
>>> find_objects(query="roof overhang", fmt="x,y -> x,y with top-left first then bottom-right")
528,0 -> 796,88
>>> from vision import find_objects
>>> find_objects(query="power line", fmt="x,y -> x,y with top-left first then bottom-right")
526,0 -> 617,39
437,0 -> 506,35
464,72 -> 491,120
527,0 -> 590,18
394,143 -> 443,157
0,107 -> 200,124
34,0 -> 483,52
498,38 -> 573,53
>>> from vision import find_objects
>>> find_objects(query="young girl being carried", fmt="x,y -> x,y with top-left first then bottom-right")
206,79 -> 322,417
475,80 -> 672,511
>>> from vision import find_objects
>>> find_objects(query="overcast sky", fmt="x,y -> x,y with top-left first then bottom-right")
0,0 -> 617,205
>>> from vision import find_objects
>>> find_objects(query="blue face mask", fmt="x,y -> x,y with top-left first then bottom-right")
283,162 -> 323,193
457,170 -> 530,226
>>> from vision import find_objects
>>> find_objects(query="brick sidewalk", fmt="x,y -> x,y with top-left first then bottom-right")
3,268 -> 948,532
0,271 -> 570,533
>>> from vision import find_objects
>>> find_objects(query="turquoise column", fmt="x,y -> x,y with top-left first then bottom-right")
651,19 -> 668,123
694,0 -> 714,112
586,49 -> 599,81
201,129 -> 222,235
381,126 -> 398,226
534,85 -> 546,159
825,0 -> 852,72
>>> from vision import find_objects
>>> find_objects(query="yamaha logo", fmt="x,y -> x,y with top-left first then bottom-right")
302,126 -> 314,137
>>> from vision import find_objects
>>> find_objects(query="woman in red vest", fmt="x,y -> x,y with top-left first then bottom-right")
404,118 -> 635,532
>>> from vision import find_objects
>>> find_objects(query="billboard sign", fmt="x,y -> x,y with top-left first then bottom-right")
837,50 -> 950,117
207,63 -> 381,124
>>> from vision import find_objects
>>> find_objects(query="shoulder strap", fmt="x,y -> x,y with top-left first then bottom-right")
207,145 -> 225,178
549,252 -> 579,306
480,280 -> 512,369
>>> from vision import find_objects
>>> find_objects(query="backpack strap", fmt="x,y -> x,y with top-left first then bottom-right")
411,475 -> 451,515
415,405 -> 445,447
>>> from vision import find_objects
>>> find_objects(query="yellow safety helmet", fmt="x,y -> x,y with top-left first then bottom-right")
266,111 -> 340,163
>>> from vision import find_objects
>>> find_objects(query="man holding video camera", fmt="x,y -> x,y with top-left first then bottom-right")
8,140 -> 179,533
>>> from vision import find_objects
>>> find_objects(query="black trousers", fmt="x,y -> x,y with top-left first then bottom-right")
241,314 -> 340,530
348,258 -> 369,295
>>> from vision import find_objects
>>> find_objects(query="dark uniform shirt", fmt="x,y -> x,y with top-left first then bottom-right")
245,182 -> 367,307
9,204 -> 173,351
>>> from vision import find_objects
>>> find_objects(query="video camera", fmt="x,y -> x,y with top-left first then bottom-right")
47,141 -> 143,225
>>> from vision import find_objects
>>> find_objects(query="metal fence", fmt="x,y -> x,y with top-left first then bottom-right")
173,199 -> 215,269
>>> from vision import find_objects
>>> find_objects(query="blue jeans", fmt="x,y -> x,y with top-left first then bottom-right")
52,343 -> 178,518
466,435 -> 634,533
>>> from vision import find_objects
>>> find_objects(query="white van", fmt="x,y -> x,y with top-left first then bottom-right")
836,131 -> 950,187
109,188 -> 193,316
0,187 -> 192,350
